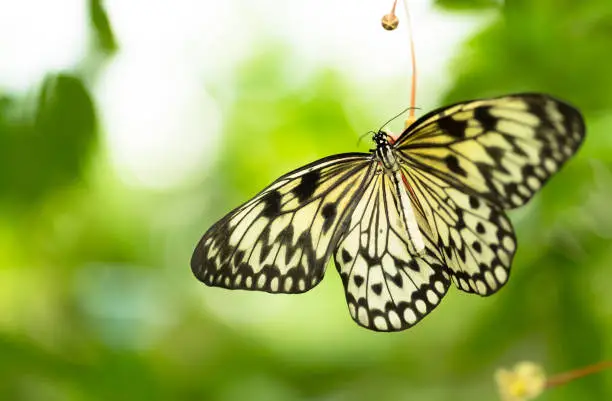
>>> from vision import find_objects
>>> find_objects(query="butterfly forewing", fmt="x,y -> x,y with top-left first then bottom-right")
333,172 -> 450,331
191,153 -> 374,294
394,93 -> 586,209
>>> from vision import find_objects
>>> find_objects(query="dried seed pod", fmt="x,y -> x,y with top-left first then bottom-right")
381,13 -> 399,30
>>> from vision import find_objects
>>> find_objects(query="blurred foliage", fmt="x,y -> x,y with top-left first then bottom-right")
0,74 -> 96,207
1,1 -> 611,401
435,0 -> 498,11
89,0 -> 118,54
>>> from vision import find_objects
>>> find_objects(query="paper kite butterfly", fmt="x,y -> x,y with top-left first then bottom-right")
191,93 -> 585,331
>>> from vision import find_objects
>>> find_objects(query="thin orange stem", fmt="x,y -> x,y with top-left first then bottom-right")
546,361 -> 612,389
390,0 -> 398,15
402,0 -> 417,127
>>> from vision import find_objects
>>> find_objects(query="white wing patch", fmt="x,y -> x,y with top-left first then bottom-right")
192,154 -> 374,294
333,172 -> 450,331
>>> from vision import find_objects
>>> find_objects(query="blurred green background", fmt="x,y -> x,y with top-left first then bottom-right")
1,0 -> 611,400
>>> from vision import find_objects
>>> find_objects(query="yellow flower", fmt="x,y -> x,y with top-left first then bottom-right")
495,361 -> 547,401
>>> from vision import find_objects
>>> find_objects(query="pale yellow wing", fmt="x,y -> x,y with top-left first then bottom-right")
394,93 -> 584,294
333,172 -> 450,331
394,93 -> 585,209
191,153 -> 374,293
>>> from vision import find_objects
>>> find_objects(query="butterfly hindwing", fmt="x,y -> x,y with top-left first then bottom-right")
394,93 -> 586,209
403,166 -> 515,295
333,172 -> 450,331
191,153 -> 374,294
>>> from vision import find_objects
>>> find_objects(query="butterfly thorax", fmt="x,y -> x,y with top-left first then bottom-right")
373,130 -> 400,173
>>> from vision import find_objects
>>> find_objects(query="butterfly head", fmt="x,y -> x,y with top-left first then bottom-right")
373,130 -> 393,147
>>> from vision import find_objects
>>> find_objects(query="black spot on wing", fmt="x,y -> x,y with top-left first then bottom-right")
388,272 -> 403,287
444,155 -> 467,177
371,283 -> 383,296
354,275 -> 364,288
293,170 -> 320,203
438,115 -> 467,138
259,242 -> 273,264
341,249 -> 353,264
445,247 -> 452,258
474,106 -> 497,132
234,250 -> 245,265
321,203 -> 337,233
487,146 -> 505,164
262,191 -> 282,217
469,195 -> 480,209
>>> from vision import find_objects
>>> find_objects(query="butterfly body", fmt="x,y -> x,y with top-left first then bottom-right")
192,93 -> 585,331
371,130 -> 427,255
373,131 -> 400,172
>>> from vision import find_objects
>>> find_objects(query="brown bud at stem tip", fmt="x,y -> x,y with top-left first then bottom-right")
381,13 -> 399,30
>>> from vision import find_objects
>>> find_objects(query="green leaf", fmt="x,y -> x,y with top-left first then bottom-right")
89,0 -> 118,54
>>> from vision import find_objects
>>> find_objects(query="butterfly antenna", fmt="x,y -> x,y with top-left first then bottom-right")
378,106 -> 419,133
357,130 -> 377,147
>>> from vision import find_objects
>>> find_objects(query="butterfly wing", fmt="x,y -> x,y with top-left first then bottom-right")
402,166 -> 516,295
394,93 -> 585,209
191,153 -> 375,294
333,172 -> 450,331
393,93 -> 585,294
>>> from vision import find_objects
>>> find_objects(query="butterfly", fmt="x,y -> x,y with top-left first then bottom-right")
191,93 -> 585,332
